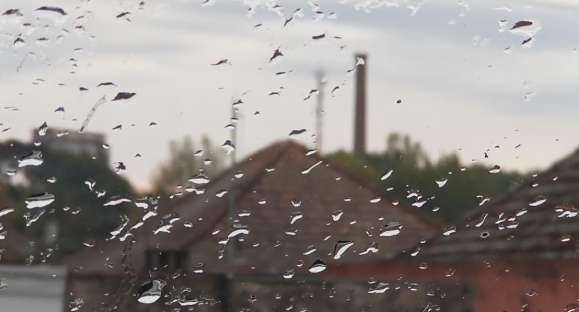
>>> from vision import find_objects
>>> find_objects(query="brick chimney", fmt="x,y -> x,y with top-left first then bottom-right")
353,53 -> 367,156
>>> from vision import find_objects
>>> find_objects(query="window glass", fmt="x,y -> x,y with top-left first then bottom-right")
0,1 -> 577,311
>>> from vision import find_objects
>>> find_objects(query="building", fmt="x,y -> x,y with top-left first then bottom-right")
33,128 -> 109,164
62,140 -> 439,311
330,147 -> 579,311
0,265 -> 67,312
0,184 -> 67,312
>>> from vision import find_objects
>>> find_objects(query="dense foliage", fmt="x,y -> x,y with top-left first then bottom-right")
329,133 -> 527,222
0,140 -> 134,256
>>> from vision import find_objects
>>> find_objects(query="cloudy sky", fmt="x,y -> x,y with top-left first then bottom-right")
1,0 -> 578,189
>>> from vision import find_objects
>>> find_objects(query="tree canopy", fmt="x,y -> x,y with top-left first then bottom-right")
152,135 -> 225,195
0,140 -> 134,257
329,133 -> 527,222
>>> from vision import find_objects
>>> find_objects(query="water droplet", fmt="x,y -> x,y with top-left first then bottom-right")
369,197 -> 381,203
359,242 -> 379,255
222,140 -> 235,154
112,92 -> 136,101
18,151 -> 43,167
25,209 -> 45,227
478,197 -> 491,206
331,209 -> 343,221
380,222 -> 401,237
444,268 -> 456,278
565,304 -> 578,312
4,168 -> 16,177
312,33 -> 326,40
525,289 -> 537,297
488,165 -> 501,173
269,48 -> 283,63
189,174 -> 210,185
301,161 -> 322,175
211,59 -> 228,66
0,208 -> 15,218
410,247 -> 421,257
13,37 -> 25,49
498,19 -> 509,32
289,129 -> 306,136
82,240 -> 95,247
474,213 -> 487,227
35,6 -> 67,16
555,204 -> 577,218
515,208 -> 528,217
303,245 -> 316,256
442,225 -> 457,236
308,260 -> 327,273
380,169 -> 393,180
290,213 -> 303,225
69,297 -> 84,312
137,279 -> 165,304
104,197 -> 131,207
560,234 -> 572,243
113,162 -> 126,174
368,282 -> 389,294
38,122 -> 48,136
2,8 -> 22,16
333,241 -> 354,260
227,228 -> 249,240
25,193 -> 55,209
290,200 -> 302,207
529,196 -> 547,207
510,20 -> 541,37
412,200 -> 427,208
282,269 -> 295,279
435,178 -> 448,188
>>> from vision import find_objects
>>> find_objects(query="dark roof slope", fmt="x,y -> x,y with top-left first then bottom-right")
417,147 -> 579,262
64,140 -> 439,275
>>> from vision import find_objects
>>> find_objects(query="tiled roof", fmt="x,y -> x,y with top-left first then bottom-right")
64,140 -> 439,275
416,147 -> 579,262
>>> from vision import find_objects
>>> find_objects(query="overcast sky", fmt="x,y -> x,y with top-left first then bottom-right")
1,0 -> 579,189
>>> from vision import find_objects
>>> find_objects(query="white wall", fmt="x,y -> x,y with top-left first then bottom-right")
0,265 -> 66,312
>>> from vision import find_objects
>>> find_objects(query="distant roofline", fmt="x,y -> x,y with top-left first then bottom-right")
395,145 -> 579,263
164,139 -> 442,239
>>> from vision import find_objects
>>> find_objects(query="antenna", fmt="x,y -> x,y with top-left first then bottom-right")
315,69 -> 325,153
230,99 -> 239,165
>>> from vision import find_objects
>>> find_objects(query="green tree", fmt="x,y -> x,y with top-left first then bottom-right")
0,139 -> 135,257
152,135 -> 225,195
329,133 -> 526,222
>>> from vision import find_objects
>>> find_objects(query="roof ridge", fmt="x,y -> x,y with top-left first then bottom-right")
172,141 -> 294,249
400,145 -> 579,262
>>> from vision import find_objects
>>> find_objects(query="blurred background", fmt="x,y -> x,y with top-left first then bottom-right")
1,0 -> 579,311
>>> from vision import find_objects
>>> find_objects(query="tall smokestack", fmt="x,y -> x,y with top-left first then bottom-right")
353,53 -> 367,156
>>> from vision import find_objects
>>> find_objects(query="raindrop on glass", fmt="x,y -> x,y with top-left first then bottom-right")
308,260 -> 327,274
136,279 -> 165,304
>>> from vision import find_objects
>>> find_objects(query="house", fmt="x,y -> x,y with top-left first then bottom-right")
33,128 -> 109,164
62,140 -> 439,311
329,147 -> 579,311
